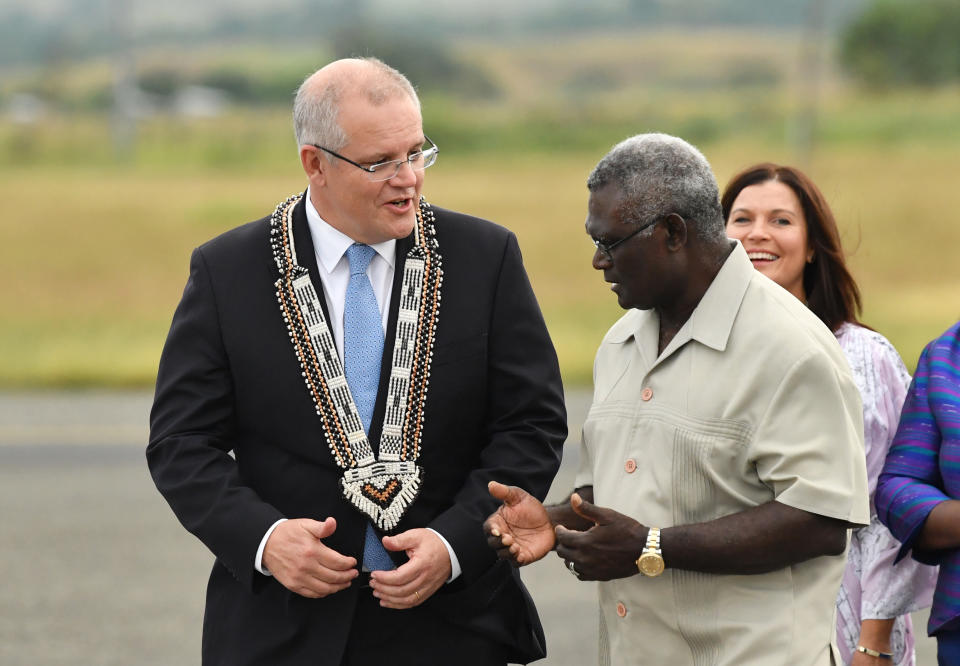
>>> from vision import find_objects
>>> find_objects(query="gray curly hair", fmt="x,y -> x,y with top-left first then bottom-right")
587,133 -> 725,241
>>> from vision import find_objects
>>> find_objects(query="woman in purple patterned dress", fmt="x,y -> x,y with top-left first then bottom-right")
722,163 -> 937,665
876,321 -> 960,665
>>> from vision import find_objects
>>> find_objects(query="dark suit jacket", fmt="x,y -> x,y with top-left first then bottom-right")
147,195 -> 567,665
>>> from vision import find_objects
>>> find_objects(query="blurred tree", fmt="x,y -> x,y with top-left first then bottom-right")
199,69 -> 254,102
840,0 -> 960,87
137,69 -> 182,98
330,24 -> 500,101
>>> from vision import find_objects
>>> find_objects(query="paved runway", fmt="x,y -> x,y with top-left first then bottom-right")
0,390 -> 936,664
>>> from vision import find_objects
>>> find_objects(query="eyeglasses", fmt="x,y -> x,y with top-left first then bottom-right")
311,135 -> 439,182
591,216 -> 664,262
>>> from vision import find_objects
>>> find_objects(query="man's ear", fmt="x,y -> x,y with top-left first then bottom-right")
662,213 -> 688,251
299,145 -> 327,186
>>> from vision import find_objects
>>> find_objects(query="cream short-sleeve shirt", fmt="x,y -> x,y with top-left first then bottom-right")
576,242 -> 869,666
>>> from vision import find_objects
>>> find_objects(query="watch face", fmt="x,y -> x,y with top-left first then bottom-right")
638,553 -> 664,576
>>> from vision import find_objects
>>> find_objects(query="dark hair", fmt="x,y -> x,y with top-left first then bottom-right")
721,163 -> 863,332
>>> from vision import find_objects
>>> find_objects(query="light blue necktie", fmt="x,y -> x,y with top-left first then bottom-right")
343,243 -> 395,571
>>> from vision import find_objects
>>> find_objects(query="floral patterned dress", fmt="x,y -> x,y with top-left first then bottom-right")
834,324 -> 938,665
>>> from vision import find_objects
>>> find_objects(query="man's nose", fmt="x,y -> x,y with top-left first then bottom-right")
387,159 -> 417,186
592,247 -> 611,270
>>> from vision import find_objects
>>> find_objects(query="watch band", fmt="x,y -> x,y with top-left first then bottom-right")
855,645 -> 893,660
645,527 -> 661,553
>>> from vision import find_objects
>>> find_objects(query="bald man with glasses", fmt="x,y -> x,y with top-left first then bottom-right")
148,57 -> 566,666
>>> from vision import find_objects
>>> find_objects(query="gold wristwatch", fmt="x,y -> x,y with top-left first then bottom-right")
636,527 -> 664,576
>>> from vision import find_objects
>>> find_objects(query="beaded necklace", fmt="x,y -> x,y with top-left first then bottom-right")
270,193 -> 442,530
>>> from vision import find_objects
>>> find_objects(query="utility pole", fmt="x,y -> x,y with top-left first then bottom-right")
110,0 -> 136,161
792,0 -> 827,169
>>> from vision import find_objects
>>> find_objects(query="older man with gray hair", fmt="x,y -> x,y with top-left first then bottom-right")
485,133 -> 869,664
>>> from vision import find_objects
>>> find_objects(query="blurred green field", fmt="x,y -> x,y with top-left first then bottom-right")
2,141 -> 958,388
2,30 -> 959,388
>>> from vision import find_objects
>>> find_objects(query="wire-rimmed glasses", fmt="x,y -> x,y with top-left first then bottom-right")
311,135 -> 439,182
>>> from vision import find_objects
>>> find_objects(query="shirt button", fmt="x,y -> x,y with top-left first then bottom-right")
624,459 -> 637,473
641,387 -> 653,401
616,602 -> 627,618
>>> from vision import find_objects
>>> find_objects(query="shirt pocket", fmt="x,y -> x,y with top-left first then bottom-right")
671,420 -> 754,525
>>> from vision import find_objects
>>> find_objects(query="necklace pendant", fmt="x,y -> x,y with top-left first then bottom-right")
341,461 -> 424,530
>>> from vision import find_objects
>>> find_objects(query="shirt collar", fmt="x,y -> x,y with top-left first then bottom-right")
304,186 -> 397,274
608,240 -> 752,355
682,240 -> 753,352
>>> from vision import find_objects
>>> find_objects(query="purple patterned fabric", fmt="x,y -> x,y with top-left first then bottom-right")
877,319 -> 960,636
834,324 -> 937,665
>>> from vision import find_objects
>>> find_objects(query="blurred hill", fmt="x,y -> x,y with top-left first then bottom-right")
1,0 -> 958,388
0,0 -> 870,66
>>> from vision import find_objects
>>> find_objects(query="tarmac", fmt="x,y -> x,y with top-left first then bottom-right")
0,390 -> 937,664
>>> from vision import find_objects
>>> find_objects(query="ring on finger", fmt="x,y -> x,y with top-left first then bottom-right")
414,589 -> 421,601
567,560 -> 581,579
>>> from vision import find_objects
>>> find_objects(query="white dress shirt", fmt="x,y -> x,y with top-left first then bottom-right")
255,189 -> 461,581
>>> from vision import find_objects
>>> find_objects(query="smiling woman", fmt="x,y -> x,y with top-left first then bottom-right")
724,179 -> 812,301
722,163 -> 938,666
722,164 -> 858,332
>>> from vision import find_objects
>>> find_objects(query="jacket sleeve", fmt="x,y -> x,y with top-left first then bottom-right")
428,232 -> 567,583
147,247 -> 284,591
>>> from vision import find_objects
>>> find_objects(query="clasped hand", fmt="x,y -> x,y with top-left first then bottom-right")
262,518 -> 358,598
263,519 -> 451,607
369,528 -> 451,609
484,482 -> 647,581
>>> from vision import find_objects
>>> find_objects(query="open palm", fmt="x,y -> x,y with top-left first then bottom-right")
484,482 -> 556,565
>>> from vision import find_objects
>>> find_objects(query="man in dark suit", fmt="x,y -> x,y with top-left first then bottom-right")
147,57 -> 566,665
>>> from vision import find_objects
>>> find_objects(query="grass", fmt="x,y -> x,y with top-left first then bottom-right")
2,29 -> 959,387
2,138 -> 958,387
